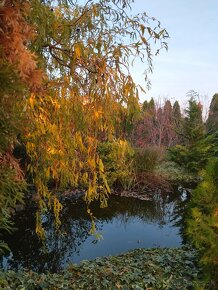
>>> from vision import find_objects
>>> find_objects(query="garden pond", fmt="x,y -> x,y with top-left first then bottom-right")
0,188 -> 188,273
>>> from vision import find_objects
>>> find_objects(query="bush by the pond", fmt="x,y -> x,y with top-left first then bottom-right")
134,146 -> 164,173
97,140 -> 135,189
187,158 -> 218,288
0,247 -> 201,290
98,143 -> 168,192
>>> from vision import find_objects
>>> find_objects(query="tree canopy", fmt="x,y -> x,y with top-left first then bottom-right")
0,0 -> 169,242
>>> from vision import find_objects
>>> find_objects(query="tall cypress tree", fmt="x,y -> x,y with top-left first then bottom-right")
164,100 -> 172,115
172,101 -> 182,142
148,98 -> 155,112
206,94 -> 218,134
142,100 -> 149,112
142,98 -> 155,113
172,101 -> 182,125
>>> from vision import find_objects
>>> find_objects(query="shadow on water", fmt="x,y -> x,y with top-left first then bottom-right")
0,189 -> 189,273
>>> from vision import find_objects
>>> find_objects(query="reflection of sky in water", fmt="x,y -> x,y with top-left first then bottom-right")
1,191 -> 187,272
69,219 -> 181,265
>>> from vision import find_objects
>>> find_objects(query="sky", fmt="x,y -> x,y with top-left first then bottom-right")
129,0 -> 218,108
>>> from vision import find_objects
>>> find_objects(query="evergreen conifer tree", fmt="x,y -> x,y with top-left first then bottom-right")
182,97 -> 205,145
206,94 -> 218,134
148,98 -> 155,112
172,101 -> 182,125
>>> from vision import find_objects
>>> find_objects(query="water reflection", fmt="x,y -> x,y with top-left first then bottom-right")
1,190 -> 187,273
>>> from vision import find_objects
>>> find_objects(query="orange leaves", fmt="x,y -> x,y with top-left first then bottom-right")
29,93 -> 36,109
0,152 -> 24,181
87,157 -> 96,171
0,1 -> 43,91
93,107 -> 103,120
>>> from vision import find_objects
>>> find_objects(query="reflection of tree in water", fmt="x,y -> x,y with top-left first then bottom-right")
169,187 -> 191,243
42,202 -> 104,272
1,190 -> 186,272
1,201 -> 94,272
92,192 -> 182,228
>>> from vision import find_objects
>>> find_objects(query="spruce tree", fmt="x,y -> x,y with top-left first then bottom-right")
182,97 -> 205,145
169,98 -> 207,173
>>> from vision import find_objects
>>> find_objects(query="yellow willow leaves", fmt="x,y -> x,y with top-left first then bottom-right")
26,141 -> 35,152
36,211 -> 45,240
29,93 -> 36,109
34,178 -> 52,206
53,196 -> 63,227
84,156 -> 110,207
85,181 -> 97,203
81,172 -> 88,185
119,140 -> 131,159
98,158 -> 110,194
74,43 -> 82,59
54,6 -> 62,19
49,96 -> 61,111
74,132 -> 86,153
47,146 -> 64,156
86,208 -> 102,238
88,158 -> 96,171
87,136 -> 97,155
99,158 -> 104,173
213,209 -> 218,228
25,90 -> 110,236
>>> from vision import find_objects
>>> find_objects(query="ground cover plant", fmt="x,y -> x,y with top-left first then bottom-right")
0,247 -> 201,290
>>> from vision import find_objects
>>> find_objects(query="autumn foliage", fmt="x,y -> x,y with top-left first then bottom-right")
0,0 -> 170,241
0,1 -> 43,89
0,0 -> 43,251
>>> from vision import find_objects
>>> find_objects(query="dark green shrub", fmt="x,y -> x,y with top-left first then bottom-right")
168,131 -> 218,173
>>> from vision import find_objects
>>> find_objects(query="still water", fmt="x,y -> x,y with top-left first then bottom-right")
1,190 -> 187,272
